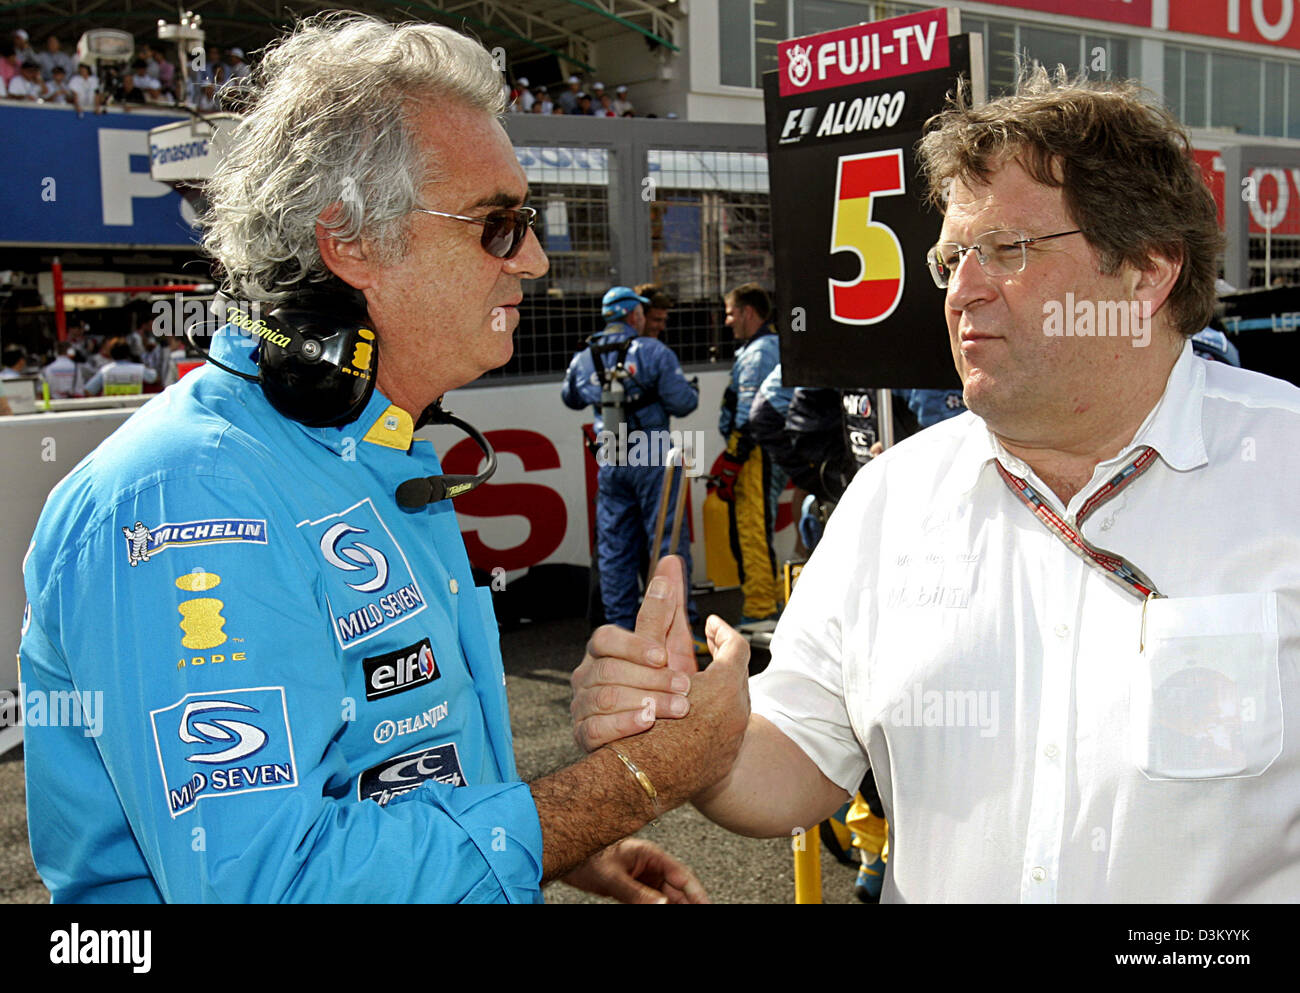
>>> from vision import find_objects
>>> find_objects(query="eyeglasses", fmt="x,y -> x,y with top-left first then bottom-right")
926,228 -> 1082,288
410,204 -> 538,260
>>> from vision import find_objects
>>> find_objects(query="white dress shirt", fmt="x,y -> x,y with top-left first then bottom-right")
752,342 -> 1300,902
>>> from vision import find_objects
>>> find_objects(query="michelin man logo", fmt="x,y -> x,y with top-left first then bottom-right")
787,43 -> 813,88
123,522 -> 152,566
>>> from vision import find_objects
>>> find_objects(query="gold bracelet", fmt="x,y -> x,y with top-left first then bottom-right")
607,744 -> 662,824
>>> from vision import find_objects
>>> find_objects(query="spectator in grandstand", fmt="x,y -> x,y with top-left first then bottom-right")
514,76 -> 533,112
11,28 -> 34,66
576,92 -> 594,116
203,46 -> 228,89
147,44 -> 176,93
1,345 -> 28,378
613,84 -> 634,116
558,74 -> 581,113
68,63 -> 99,113
117,71 -> 147,106
595,92 -> 617,118
532,84 -> 552,115
40,347 -> 83,398
22,14 -> 744,905
633,283 -> 673,339
128,58 -> 163,102
550,102 -> 565,115
562,286 -> 701,637
715,282 -> 781,634
226,47 -> 251,83
39,65 -> 71,104
82,340 -> 157,396
6,60 -> 42,99
576,67 -> 1300,903
193,80 -> 219,112
0,44 -> 17,91
34,35 -> 75,81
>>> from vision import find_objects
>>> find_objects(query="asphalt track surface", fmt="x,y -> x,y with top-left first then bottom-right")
0,589 -> 859,905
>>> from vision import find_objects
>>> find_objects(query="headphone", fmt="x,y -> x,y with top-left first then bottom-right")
196,280 -> 497,508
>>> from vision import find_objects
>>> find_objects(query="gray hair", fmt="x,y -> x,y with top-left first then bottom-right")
202,13 -> 505,302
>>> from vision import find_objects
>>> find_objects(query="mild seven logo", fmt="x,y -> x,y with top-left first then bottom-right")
298,498 -> 426,650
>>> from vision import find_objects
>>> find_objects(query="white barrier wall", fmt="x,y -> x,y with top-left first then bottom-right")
1,371 -> 795,691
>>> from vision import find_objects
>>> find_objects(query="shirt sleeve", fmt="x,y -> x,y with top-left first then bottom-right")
649,342 -> 699,417
561,351 -> 593,411
749,475 -> 870,794
22,471 -> 542,904
733,339 -> 780,432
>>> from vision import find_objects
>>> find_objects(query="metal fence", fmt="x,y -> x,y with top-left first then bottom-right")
493,116 -> 770,383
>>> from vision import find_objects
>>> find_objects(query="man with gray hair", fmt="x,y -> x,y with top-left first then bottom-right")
21,14 -> 749,904
573,69 -> 1300,902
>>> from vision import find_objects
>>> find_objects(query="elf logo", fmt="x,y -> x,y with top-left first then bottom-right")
363,637 -> 440,701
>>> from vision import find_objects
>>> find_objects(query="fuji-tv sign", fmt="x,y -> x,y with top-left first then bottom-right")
778,7 -> 960,97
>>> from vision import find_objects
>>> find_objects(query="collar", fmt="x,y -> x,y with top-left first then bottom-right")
948,339 -> 1207,497
593,322 -> 637,342
209,320 -> 417,454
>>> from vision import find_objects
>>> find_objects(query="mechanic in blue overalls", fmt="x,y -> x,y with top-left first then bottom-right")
563,286 -> 700,633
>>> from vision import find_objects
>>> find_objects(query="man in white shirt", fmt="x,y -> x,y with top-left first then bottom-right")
6,60 -> 42,99
68,63 -> 99,113
571,69 -> 1300,902
41,347 -> 83,398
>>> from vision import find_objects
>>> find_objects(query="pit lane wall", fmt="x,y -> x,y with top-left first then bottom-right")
0,369 -> 795,692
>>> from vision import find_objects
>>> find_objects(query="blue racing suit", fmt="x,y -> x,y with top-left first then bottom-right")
19,322 -> 542,903
561,322 -> 699,629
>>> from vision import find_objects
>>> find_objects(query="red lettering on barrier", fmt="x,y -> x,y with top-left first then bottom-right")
442,429 -> 567,571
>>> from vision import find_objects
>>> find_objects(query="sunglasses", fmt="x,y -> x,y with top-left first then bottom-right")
410,204 -> 538,259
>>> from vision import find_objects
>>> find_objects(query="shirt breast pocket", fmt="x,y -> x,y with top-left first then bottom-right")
1131,592 -> 1282,780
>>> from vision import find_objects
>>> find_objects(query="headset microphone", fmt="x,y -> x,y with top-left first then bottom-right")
198,285 -> 498,508
396,403 -> 498,509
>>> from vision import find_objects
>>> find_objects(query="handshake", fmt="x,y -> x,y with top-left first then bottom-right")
570,555 -> 750,765
544,555 -> 752,901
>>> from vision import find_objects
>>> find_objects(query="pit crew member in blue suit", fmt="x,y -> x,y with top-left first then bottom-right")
19,14 -> 750,904
561,286 -> 700,631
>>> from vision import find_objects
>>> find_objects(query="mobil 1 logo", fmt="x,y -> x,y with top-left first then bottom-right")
363,637 -> 440,701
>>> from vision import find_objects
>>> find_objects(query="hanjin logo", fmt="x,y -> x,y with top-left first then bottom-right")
363,637 -> 440,701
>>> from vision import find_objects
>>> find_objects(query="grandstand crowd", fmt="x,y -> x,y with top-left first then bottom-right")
0,27 -> 650,118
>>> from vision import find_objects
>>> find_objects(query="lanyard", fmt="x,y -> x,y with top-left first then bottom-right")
995,446 -> 1163,603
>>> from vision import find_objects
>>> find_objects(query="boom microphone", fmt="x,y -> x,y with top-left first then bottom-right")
396,404 -> 498,509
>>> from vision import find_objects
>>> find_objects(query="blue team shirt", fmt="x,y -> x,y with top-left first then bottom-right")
720,326 -> 780,438
20,322 -> 543,903
560,322 -> 698,434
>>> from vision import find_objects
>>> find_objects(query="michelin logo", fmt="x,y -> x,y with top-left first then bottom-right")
122,518 -> 267,567
151,687 -> 298,817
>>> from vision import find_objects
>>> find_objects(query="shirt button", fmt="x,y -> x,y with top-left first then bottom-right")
1044,744 -> 1058,759
1054,623 -> 1069,638
1031,867 -> 1047,882
449,578 -> 459,594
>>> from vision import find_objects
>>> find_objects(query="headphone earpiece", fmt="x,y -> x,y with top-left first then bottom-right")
257,282 -> 378,427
